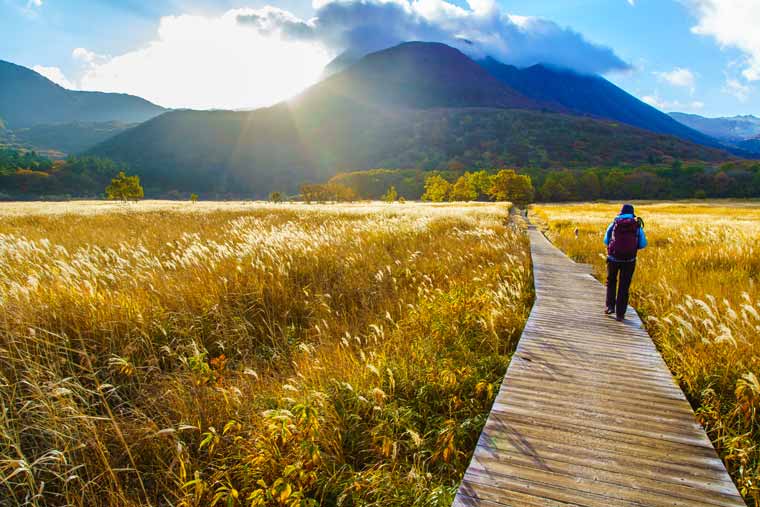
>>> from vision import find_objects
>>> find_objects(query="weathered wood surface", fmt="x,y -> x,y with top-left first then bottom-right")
454,226 -> 745,507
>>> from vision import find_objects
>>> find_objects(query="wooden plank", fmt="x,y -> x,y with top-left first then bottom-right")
454,226 -> 746,506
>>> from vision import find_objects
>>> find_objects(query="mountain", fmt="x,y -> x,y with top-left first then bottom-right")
669,112 -> 760,142
8,121 -> 136,156
477,58 -> 723,149
320,50 -> 362,79
739,135 -> 760,154
89,42 -> 731,197
305,42 -> 548,111
0,60 -> 165,128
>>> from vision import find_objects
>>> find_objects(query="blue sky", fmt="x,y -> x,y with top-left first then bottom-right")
2,0 -> 759,116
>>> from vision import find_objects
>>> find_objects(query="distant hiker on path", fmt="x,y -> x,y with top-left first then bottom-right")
604,203 -> 647,322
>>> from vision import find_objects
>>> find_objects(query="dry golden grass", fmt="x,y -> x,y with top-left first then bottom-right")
532,200 -> 760,506
0,201 -> 532,506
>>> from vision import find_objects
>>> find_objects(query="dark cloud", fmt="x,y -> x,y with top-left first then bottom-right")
236,0 -> 630,75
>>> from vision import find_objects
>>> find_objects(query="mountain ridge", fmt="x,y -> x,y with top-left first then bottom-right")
0,59 -> 166,129
669,112 -> 760,142
477,58 -> 723,149
297,42 -> 551,111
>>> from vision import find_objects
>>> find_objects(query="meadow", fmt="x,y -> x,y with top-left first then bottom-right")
0,201 -> 533,506
532,201 -> 760,506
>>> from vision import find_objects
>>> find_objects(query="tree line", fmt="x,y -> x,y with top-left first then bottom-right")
330,160 -> 760,202
0,151 -> 124,199
2,146 -> 760,202
525,160 -> 760,200
420,170 -> 534,206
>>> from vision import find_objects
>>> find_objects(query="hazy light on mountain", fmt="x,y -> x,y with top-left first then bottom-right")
77,10 -> 330,110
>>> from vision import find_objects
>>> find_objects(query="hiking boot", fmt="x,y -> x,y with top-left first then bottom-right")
605,307 -> 615,315
615,315 -> 624,322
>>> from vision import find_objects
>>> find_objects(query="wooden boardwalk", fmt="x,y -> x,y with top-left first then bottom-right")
454,226 -> 745,507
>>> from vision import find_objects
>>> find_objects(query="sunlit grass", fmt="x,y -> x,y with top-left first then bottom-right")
532,200 -> 760,506
0,201 -> 533,506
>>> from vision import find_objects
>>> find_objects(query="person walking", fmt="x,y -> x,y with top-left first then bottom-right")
604,203 -> 647,321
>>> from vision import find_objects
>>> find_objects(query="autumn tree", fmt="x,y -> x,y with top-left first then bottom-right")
449,174 -> 478,201
190,193 -> 199,203
269,191 -> 284,203
300,183 -> 324,204
467,170 -> 492,200
327,182 -> 357,202
106,171 -> 144,202
300,183 -> 356,203
382,185 -> 398,203
487,169 -> 534,206
421,174 -> 451,202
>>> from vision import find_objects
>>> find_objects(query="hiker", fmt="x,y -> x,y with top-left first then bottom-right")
603,203 -> 647,322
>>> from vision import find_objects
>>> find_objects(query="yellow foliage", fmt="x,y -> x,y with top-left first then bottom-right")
0,201 -> 532,506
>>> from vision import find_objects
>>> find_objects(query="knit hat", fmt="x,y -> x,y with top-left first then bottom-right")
620,203 -> 635,215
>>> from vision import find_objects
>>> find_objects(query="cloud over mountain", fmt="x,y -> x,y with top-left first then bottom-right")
237,0 -> 631,76
68,0 -> 629,110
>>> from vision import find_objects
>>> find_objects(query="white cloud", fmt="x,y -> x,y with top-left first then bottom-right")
78,10 -> 331,110
74,0 -> 629,110
237,0 -> 630,75
684,0 -> 760,81
27,0 -> 42,7
32,65 -> 76,89
627,0 -> 636,5
72,47 -> 106,65
642,94 -> 704,112
723,78 -> 751,102
655,67 -> 696,91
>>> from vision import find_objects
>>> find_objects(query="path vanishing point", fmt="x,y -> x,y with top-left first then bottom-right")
454,225 -> 746,507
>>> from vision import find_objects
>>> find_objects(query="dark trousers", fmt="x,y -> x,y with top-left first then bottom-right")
606,260 -> 636,319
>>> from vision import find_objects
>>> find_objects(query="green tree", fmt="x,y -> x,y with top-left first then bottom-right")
190,193 -> 199,204
602,169 -> 627,199
449,175 -> 478,201
467,170 -> 492,200
421,174 -> 451,202
269,191 -> 284,203
539,178 -> 570,201
487,169 -> 534,206
578,170 -> 601,200
540,170 -> 578,201
106,171 -> 144,202
382,185 -> 398,203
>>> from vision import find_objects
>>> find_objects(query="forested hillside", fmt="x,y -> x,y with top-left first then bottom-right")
478,60 -> 725,150
0,149 -> 123,199
89,42 -> 732,198
1,121 -> 135,156
90,107 -> 729,198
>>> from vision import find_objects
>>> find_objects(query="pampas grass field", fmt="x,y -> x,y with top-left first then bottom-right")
533,201 -> 760,506
0,201 -> 533,506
